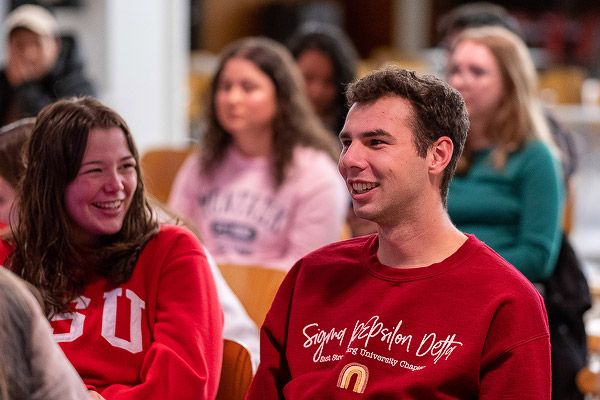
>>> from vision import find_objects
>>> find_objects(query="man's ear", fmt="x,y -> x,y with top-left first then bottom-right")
428,136 -> 453,175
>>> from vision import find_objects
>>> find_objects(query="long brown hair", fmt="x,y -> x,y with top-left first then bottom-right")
202,36 -> 339,187
7,97 -> 159,316
451,26 -> 556,173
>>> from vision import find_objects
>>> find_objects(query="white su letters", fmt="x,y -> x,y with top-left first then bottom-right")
51,289 -> 146,354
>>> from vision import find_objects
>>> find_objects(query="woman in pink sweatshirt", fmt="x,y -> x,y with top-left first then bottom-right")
169,37 -> 348,271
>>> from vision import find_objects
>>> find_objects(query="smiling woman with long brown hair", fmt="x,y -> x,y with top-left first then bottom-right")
0,97 -> 223,400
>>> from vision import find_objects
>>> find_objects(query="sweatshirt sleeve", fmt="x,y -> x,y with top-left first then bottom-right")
500,142 -> 565,281
479,337 -> 551,400
479,285 -> 551,399
100,228 -> 224,400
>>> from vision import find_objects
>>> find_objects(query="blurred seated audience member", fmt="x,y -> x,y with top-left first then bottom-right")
447,25 -> 564,283
436,2 -> 578,183
1,97 -> 222,400
437,2 -> 522,49
169,37 -> 348,271
287,23 -> 376,238
0,118 -> 35,234
0,267 -> 92,400
287,22 -> 358,135
0,4 -> 96,126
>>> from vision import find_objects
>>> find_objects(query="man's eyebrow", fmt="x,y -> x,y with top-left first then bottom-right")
339,129 -> 393,140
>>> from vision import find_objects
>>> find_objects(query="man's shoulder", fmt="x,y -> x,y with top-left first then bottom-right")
465,236 -> 543,297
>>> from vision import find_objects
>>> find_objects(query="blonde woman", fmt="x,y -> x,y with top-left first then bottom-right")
446,26 -> 564,283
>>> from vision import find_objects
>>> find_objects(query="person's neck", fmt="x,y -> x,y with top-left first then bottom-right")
376,206 -> 466,269
467,119 -> 493,150
233,129 -> 273,158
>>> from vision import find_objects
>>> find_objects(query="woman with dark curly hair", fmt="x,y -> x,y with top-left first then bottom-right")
0,97 -> 223,400
287,23 -> 358,135
169,36 -> 348,271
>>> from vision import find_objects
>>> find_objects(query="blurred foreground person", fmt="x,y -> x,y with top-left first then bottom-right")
0,267 -> 91,400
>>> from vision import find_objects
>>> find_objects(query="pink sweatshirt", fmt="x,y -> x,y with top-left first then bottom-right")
169,146 -> 348,270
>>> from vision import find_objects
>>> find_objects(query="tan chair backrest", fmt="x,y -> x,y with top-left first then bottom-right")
218,263 -> 287,327
216,339 -> 253,400
140,147 -> 194,204
538,66 -> 587,105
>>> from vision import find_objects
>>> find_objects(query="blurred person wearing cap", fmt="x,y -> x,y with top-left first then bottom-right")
0,4 -> 95,126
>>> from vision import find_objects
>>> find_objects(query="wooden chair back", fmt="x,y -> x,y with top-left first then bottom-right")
576,334 -> 600,396
218,263 -> 287,327
216,339 -> 253,400
538,66 -> 587,105
140,147 -> 193,204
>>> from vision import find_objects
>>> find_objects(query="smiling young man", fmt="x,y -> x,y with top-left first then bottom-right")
245,67 -> 551,399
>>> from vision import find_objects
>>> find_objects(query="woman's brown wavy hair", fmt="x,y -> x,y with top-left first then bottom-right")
201,36 -> 339,187
6,97 -> 159,317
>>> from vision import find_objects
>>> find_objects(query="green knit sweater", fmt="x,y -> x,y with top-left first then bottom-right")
448,140 -> 565,282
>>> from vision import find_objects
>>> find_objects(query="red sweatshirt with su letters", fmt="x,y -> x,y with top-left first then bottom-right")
2,224 -> 223,400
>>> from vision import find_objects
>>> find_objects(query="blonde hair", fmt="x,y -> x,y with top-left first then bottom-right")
452,26 -> 558,171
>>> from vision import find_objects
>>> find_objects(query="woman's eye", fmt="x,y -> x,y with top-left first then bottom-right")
217,81 -> 231,91
470,67 -> 486,77
241,83 -> 257,92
